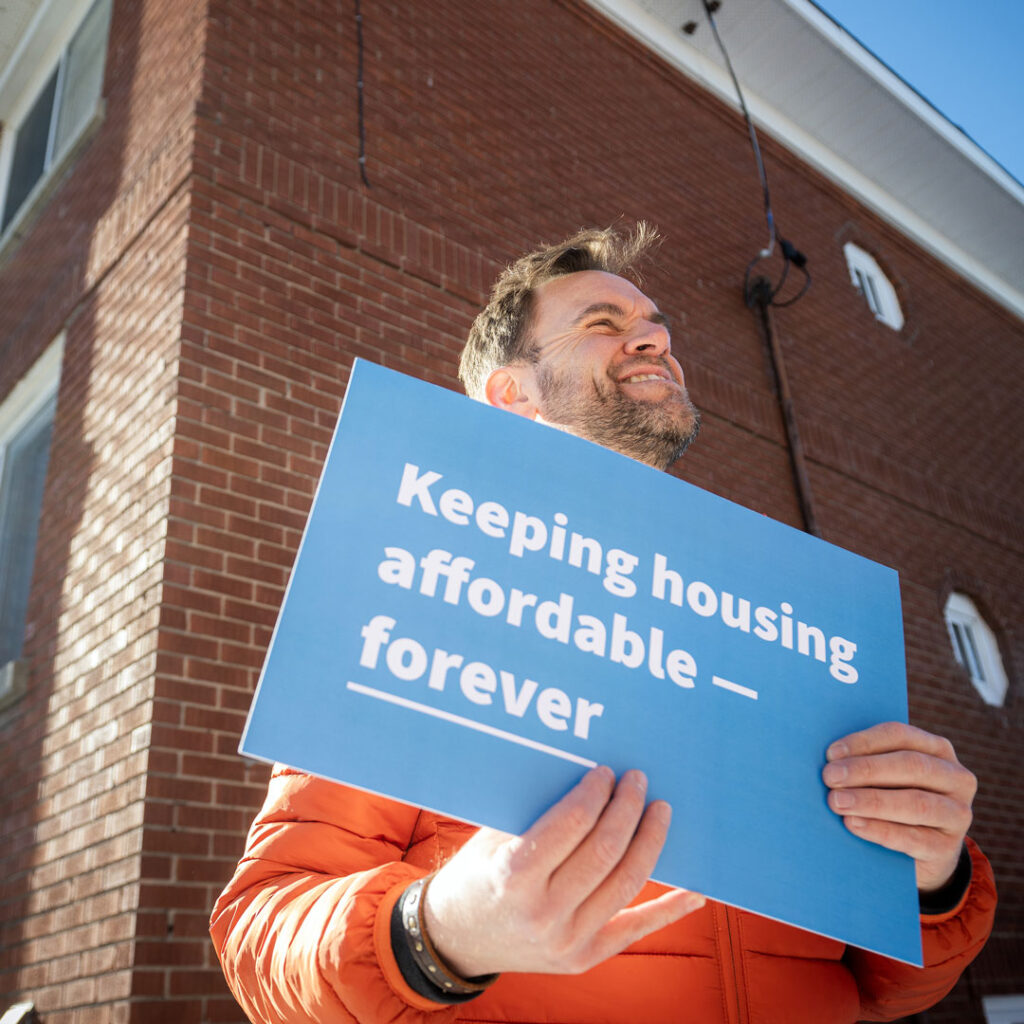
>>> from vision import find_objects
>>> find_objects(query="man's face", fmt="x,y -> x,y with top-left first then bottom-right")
511,270 -> 700,469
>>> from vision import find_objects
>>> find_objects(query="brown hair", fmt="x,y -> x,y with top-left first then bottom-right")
458,223 -> 660,398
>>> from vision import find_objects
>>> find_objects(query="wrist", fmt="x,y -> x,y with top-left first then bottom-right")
390,874 -> 498,1004
919,843 -> 973,916
420,871 -> 489,979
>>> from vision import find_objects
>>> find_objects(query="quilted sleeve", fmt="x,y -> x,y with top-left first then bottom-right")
210,766 -> 461,1024
844,837 -> 997,1022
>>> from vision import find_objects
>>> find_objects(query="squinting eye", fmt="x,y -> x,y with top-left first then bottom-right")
587,319 -> 616,329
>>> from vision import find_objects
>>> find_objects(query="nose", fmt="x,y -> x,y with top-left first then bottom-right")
623,317 -> 671,357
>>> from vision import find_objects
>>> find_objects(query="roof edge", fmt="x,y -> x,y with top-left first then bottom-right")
584,0 -> 1024,322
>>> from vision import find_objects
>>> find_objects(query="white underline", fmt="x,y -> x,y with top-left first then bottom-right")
346,682 -> 597,767
712,675 -> 759,700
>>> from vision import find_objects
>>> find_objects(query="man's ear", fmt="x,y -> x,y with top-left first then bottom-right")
483,367 -> 539,419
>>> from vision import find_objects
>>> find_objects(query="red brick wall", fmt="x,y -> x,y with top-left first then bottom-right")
176,2 -> 1021,1020
0,0 -> 1019,1021
0,0 -> 206,1021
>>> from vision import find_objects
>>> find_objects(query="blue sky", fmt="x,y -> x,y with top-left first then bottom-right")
813,0 -> 1024,184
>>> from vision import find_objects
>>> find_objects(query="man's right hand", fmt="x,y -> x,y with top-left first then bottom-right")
421,765 -> 705,978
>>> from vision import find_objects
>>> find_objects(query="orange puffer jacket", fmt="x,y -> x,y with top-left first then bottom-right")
211,766 -> 996,1024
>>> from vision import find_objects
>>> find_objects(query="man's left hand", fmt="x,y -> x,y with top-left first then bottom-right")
822,722 -> 976,893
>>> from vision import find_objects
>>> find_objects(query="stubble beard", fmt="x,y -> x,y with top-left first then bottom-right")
536,365 -> 701,470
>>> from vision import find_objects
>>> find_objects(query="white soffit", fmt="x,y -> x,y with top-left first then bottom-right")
586,0 -> 1024,320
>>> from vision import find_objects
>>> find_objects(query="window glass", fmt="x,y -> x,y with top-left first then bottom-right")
0,395 -> 56,666
54,0 -> 113,158
943,592 -> 1009,707
1,71 -> 59,233
842,242 -> 904,330
0,0 -> 112,237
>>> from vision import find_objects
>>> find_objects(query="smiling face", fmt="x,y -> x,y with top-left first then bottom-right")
486,270 -> 700,469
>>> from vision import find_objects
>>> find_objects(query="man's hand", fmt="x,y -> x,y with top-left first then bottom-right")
421,766 -> 705,978
822,722 -> 977,893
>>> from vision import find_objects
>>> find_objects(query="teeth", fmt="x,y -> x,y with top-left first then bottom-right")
624,374 -> 664,383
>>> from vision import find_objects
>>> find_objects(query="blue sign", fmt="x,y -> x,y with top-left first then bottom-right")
241,358 -> 921,965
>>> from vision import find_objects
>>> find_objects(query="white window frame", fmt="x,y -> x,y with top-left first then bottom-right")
944,592 -> 1009,707
0,0 -> 112,249
0,337 -> 63,710
984,994 -> 1024,1024
842,242 -> 905,330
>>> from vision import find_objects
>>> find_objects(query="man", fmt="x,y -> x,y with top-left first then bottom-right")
211,226 -> 995,1023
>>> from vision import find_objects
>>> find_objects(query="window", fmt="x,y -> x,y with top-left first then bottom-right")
0,0 -> 113,238
0,339 -> 62,709
984,994 -> 1024,1024
842,242 -> 904,330
944,592 -> 1009,707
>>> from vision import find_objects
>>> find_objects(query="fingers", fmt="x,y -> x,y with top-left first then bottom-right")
575,886 -> 707,973
423,766 -> 697,977
827,721 -> 957,764
547,769 -> 654,909
835,812 -> 965,892
826,785 -> 972,834
512,765 -> 617,876
514,766 -> 662,908
823,748 -> 977,803
837,815 -> 959,860
567,795 -> 673,937
823,722 -> 977,892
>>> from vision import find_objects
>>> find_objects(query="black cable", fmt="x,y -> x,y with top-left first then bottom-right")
703,0 -> 774,259
355,0 -> 370,187
702,1 -> 810,308
771,265 -> 812,308
744,251 -> 812,309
